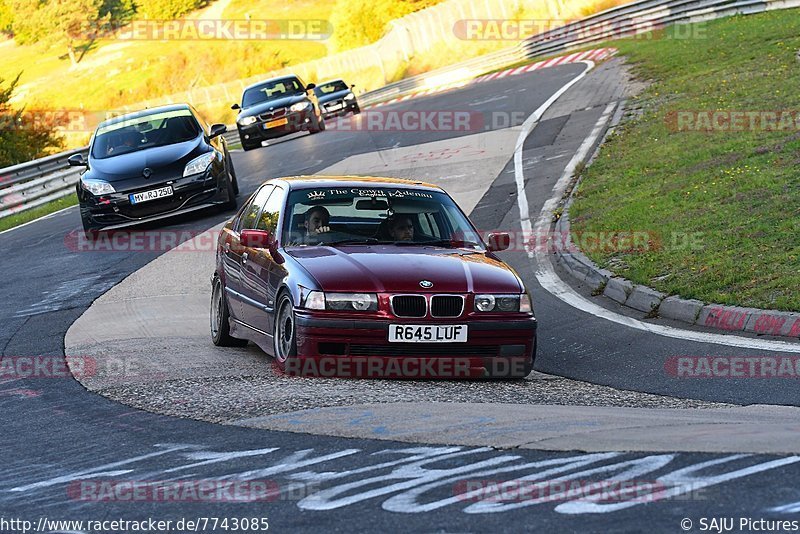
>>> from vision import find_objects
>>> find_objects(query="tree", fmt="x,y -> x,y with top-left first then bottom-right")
136,0 -> 203,19
0,0 -> 13,34
0,75 -> 64,167
10,0 -> 111,65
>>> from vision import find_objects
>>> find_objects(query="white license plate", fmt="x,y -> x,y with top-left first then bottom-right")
389,324 -> 468,343
327,103 -> 343,111
129,186 -> 173,204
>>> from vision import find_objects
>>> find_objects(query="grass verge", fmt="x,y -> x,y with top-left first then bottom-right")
569,10 -> 800,311
0,195 -> 77,233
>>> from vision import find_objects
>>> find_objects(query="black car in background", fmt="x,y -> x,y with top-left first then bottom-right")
232,75 -> 325,151
313,79 -> 361,118
71,104 -> 239,232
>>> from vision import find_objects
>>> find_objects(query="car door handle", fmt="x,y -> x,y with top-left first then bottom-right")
242,252 -> 248,265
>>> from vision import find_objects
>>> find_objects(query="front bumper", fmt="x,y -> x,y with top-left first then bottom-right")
291,314 -> 537,378
78,169 -> 230,230
237,109 -> 316,144
321,99 -> 359,119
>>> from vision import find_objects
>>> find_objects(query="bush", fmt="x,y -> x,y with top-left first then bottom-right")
0,75 -> 64,167
328,0 -> 442,52
135,0 -> 203,19
0,0 -> 12,34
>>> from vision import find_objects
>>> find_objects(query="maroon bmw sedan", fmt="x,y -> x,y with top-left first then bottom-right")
210,176 -> 537,378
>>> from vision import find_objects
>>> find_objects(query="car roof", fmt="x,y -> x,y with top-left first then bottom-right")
275,175 -> 443,192
97,104 -> 193,128
243,75 -> 302,92
316,79 -> 346,86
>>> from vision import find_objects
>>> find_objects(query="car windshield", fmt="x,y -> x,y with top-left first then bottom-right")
314,81 -> 348,96
282,186 -> 485,250
242,78 -> 305,108
91,109 -> 200,160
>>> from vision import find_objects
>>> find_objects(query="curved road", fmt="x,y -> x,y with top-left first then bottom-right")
2,60 -> 799,531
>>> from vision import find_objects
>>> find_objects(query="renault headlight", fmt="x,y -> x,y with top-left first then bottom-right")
81,178 -> 115,195
183,152 -> 216,177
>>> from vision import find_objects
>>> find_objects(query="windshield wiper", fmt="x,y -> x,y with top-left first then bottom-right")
392,239 -> 483,248
326,238 -> 386,246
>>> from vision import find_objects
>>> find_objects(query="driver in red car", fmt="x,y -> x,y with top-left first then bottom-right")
286,206 -> 331,245
304,206 -> 330,236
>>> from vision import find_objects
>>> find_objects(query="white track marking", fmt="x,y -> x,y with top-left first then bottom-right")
0,205 -> 76,237
513,73 -> 800,353
514,60 -> 596,248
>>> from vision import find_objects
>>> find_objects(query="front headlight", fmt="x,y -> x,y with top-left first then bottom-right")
326,293 -> 378,311
474,294 -> 527,313
303,291 -> 325,310
238,116 -> 257,126
290,100 -> 312,112
81,178 -> 115,195
302,291 -> 378,311
183,152 -> 216,177
344,92 -> 355,101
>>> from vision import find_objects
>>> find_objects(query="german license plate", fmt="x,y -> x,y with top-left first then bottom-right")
264,118 -> 288,129
388,324 -> 468,343
129,185 -> 173,204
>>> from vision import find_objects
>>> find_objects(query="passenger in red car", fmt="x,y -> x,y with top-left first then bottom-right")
387,214 -> 414,241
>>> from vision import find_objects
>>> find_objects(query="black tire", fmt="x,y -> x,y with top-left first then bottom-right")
273,291 -> 298,372
80,209 -> 99,237
309,113 -> 325,134
352,104 -> 361,115
221,171 -> 238,211
226,152 -> 239,195
211,276 -> 248,347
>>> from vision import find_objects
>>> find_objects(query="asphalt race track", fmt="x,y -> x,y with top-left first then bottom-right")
2,59 -> 800,532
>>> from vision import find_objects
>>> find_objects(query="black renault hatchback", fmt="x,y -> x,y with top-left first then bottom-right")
71,104 -> 239,232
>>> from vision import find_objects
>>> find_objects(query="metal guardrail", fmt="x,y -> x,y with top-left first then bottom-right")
2,0 -> 799,220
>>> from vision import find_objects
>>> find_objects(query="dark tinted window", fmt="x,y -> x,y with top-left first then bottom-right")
314,81 -> 348,96
91,109 -> 201,160
242,78 -> 304,108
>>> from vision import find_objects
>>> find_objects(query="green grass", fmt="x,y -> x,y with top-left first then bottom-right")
0,194 -> 77,232
570,10 -> 800,311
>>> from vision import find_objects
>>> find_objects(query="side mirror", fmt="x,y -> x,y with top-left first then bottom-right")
486,232 -> 510,252
240,229 -> 275,249
67,153 -> 87,167
231,103 -> 241,111
350,84 -> 355,89
305,83 -> 316,90
209,123 -> 227,138
240,229 -> 285,264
